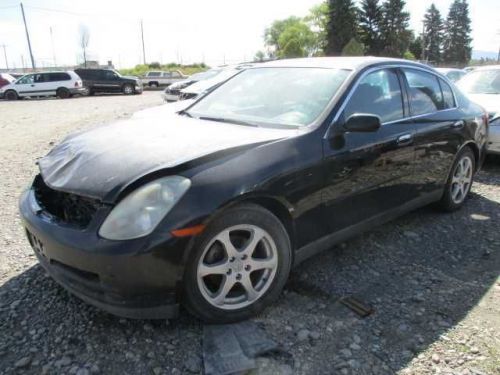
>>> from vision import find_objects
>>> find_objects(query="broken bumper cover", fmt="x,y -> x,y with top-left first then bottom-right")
19,188 -> 189,319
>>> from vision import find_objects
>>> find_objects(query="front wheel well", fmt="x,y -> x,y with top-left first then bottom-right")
238,197 -> 296,253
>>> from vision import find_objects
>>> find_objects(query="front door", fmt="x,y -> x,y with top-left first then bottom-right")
322,67 -> 417,233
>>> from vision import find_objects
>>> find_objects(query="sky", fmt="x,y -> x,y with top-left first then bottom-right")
0,0 -> 499,70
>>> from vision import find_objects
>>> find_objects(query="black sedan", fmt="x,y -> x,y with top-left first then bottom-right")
20,57 -> 488,323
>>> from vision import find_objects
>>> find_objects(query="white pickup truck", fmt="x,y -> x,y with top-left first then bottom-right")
141,71 -> 188,88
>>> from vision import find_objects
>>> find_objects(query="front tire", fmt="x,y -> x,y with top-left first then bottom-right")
5,90 -> 18,101
183,204 -> 292,323
122,84 -> 134,95
438,146 -> 475,211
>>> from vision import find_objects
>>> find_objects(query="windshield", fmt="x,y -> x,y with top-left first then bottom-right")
457,69 -> 500,94
186,67 -> 351,128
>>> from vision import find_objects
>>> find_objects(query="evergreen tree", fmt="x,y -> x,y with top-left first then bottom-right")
359,0 -> 383,55
443,0 -> 472,65
409,35 -> 423,60
325,0 -> 358,55
342,38 -> 365,56
379,0 -> 411,57
423,4 -> 444,63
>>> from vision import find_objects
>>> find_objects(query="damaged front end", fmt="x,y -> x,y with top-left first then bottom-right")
32,175 -> 104,228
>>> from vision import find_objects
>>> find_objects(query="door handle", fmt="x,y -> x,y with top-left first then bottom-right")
396,133 -> 413,145
451,120 -> 465,129
30,84 -> 35,87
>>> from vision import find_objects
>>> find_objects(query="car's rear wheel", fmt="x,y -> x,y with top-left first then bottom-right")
56,88 -> 70,99
438,146 -> 475,211
122,84 -> 134,95
5,90 -> 18,101
149,82 -> 159,88
183,204 -> 291,323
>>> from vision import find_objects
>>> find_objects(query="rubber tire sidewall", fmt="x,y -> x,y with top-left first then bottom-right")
183,204 -> 292,323
438,146 -> 475,212
122,84 -> 134,95
57,88 -> 70,99
5,90 -> 18,101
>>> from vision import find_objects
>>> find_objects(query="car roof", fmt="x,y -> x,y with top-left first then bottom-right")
435,67 -> 464,72
258,56 -> 432,71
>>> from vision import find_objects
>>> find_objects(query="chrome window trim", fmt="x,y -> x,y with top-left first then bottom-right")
325,63 -> 460,138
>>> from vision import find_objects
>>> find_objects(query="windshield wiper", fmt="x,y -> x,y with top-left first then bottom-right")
198,116 -> 259,127
177,110 -> 192,117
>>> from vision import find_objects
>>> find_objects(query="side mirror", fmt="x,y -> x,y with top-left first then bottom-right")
343,114 -> 381,133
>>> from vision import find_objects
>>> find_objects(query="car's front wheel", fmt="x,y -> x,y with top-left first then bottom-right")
5,90 -> 18,101
438,146 -> 475,211
122,84 -> 134,95
183,204 -> 291,323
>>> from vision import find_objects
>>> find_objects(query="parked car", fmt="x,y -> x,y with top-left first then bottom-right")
20,57 -> 488,323
162,68 -> 226,102
74,68 -> 143,95
0,73 -> 15,88
9,72 -> 24,80
141,70 -> 187,88
178,64 -> 254,101
435,67 -> 467,82
456,65 -> 500,155
0,71 -> 84,100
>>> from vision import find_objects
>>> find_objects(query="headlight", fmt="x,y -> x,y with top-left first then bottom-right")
99,176 -> 191,240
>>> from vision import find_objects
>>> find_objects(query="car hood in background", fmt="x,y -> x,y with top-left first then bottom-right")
464,93 -> 500,114
181,70 -> 239,95
38,105 -> 298,201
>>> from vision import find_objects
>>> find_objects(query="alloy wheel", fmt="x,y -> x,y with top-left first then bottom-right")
196,224 -> 278,310
451,155 -> 473,204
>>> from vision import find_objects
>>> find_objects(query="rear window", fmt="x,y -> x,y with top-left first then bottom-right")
403,69 -> 444,116
439,79 -> 456,109
47,73 -> 71,82
75,70 -> 94,80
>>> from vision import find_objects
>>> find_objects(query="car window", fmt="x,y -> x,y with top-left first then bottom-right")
171,72 -> 181,78
440,79 -> 456,109
187,67 -> 351,128
344,69 -> 404,123
404,69 -> 444,115
104,70 -> 117,80
457,69 -> 500,94
162,72 -> 172,78
148,72 -> 161,77
16,75 -> 34,84
33,74 -> 46,83
47,73 -> 70,82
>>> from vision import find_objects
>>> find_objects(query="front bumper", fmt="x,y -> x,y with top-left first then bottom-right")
19,188 -> 190,319
134,83 -> 143,94
487,126 -> 500,155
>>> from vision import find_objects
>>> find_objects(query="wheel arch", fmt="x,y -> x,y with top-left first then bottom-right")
459,141 -> 480,172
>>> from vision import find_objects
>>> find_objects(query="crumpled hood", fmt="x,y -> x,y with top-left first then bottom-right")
465,93 -> 500,114
38,105 -> 297,200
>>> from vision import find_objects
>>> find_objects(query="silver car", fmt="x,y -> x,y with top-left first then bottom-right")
457,65 -> 500,155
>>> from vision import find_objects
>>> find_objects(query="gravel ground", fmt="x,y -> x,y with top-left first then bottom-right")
0,93 -> 499,375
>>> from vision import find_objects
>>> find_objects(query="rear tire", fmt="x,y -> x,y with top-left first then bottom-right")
437,146 -> 475,212
5,90 -> 18,101
56,88 -> 70,99
183,204 -> 292,323
122,84 -> 134,95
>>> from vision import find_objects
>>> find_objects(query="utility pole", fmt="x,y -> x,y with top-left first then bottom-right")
20,3 -> 35,70
50,27 -> 57,67
1,44 -> 8,70
421,20 -> 426,62
140,19 -> 146,65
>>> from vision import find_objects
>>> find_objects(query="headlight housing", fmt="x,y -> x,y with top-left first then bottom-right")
99,176 -> 191,240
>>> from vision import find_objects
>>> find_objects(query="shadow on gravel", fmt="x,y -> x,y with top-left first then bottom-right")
0,184 -> 499,374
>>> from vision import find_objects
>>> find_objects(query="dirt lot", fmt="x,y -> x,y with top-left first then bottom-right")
0,92 -> 499,375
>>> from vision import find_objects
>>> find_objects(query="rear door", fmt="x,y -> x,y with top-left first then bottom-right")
322,67 -> 417,233
401,68 -> 463,197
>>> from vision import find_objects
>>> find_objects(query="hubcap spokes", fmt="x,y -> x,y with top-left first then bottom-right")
451,156 -> 472,204
197,225 -> 278,310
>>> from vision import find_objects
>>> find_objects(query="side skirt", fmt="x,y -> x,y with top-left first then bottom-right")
293,191 -> 442,267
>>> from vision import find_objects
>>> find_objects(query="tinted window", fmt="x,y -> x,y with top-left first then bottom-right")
440,79 -> 456,109
148,72 -> 161,77
404,69 -> 444,115
75,70 -> 94,79
104,70 -> 118,80
34,74 -> 46,83
344,69 -> 404,123
47,73 -> 70,81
